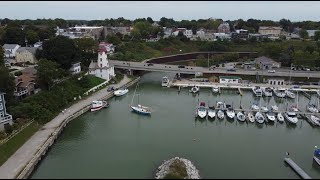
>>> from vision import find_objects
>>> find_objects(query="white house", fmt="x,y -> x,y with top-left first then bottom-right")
213,33 -> 231,41
219,76 -> 241,84
0,92 -> 13,131
184,30 -> 193,38
88,42 -> 115,82
69,62 -> 81,75
3,44 -> 20,58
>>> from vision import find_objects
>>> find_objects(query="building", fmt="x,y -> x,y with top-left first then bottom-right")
258,26 -> 282,37
235,29 -> 249,39
172,28 -> 193,39
0,92 -> 13,131
15,47 -> 38,64
306,30 -> 320,38
105,26 -> 131,36
69,62 -> 81,75
217,22 -> 230,33
33,41 -> 42,48
243,62 -> 253,69
56,26 -> 104,40
100,43 -> 116,55
248,33 -> 269,41
268,78 -> 285,86
286,33 -> 301,40
255,56 -> 281,70
14,70 -> 37,98
219,76 -> 242,84
3,44 -> 20,58
88,42 -> 115,81
213,33 -> 231,41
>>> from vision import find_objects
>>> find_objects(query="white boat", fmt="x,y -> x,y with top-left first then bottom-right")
273,88 -> 286,98
114,88 -> 129,96
217,110 -> 225,119
252,86 -> 262,97
197,102 -> 207,118
311,115 -> 320,126
161,76 -> 170,87
190,86 -> 200,93
307,104 -> 319,113
130,82 -> 151,115
260,106 -> 269,113
251,103 -> 260,111
212,86 -> 219,93
91,100 -> 109,112
289,105 -> 299,112
255,112 -> 265,124
284,111 -> 298,124
216,101 -> 226,110
285,90 -> 295,99
266,111 -> 276,122
277,112 -> 284,122
226,107 -> 235,119
317,90 -> 320,97
271,105 -> 279,112
237,111 -> 246,122
313,148 -> 320,166
208,106 -> 216,118
247,112 -> 255,123
263,87 -> 273,97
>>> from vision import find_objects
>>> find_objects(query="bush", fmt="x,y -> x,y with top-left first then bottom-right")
14,71 -> 22,76
4,124 -> 13,134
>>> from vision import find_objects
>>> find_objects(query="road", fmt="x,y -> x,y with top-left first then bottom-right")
109,60 -> 320,79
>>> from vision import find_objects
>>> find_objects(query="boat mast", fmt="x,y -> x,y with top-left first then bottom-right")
131,82 -> 139,106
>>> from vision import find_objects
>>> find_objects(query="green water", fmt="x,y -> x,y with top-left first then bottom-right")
31,72 -> 320,179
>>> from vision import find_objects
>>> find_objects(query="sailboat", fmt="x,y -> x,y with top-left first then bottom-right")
130,82 -> 151,115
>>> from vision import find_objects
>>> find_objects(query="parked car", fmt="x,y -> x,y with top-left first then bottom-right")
227,68 -> 236,72
107,86 -> 115,92
147,63 -> 154,66
268,70 -> 275,73
178,65 -> 185,68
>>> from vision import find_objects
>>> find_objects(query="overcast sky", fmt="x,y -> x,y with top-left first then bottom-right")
1,1 -> 320,21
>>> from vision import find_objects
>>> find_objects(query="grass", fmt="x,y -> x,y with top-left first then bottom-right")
0,121 -> 41,166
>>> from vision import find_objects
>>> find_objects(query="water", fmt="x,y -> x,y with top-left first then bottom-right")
31,72 -> 320,179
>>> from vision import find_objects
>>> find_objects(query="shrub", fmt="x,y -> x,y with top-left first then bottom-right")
4,124 -> 13,134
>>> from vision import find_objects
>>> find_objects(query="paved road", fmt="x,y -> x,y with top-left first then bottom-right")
110,60 -> 320,79
0,75 -> 131,179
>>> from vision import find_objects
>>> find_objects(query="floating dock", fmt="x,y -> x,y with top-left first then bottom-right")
301,91 -> 311,99
284,158 -> 312,179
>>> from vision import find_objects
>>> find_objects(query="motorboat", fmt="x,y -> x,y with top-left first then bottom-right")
251,103 -> 260,111
197,102 -> 207,118
284,111 -> 298,124
114,88 -> 129,96
285,90 -> 295,99
212,86 -> 219,93
247,112 -> 255,123
271,105 -> 279,112
217,109 -> 225,119
208,106 -> 216,118
255,112 -> 265,124
289,105 -> 299,112
263,87 -> 273,97
161,76 -> 170,87
252,86 -> 262,97
273,88 -> 286,98
237,111 -> 246,122
226,107 -> 235,119
131,104 -> 151,115
190,86 -> 200,93
260,106 -> 269,113
216,101 -> 226,110
91,100 -> 109,112
310,115 -> 320,126
277,112 -> 284,122
313,148 -> 320,166
307,104 -> 319,113
266,111 -> 276,122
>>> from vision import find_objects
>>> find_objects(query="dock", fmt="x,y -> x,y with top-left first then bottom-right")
284,158 -> 312,179
301,91 -> 312,99
238,87 -> 243,96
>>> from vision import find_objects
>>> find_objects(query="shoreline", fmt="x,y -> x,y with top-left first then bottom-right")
0,75 -> 140,179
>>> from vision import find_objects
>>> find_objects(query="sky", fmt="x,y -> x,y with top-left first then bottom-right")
0,1 -> 320,21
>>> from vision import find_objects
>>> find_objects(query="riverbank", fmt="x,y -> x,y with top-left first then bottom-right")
0,75 -> 139,179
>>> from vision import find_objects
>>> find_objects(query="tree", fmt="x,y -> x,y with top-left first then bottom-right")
106,34 -> 121,45
314,31 -> 320,41
299,29 -> 309,39
26,30 -> 39,45
0,47 -> 4,67
35,59 -> 65,90
131,21 -> 153,39
3,25 -> 25,45
0,66 -> 15,104
147,17 -> 154,24
279,18 -> 292,32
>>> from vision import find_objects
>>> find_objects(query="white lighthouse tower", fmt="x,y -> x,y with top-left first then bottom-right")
88,42 -> 115,81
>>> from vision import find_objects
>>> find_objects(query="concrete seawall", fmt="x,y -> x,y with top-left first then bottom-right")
0,76 -> 140,179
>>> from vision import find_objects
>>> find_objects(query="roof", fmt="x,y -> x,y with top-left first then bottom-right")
219,76 -> 241,79
15,73 -> 36,88
16,47 -> 38,54
255,56 -> 275,64
3,44 -> 19,49
259,26 -> 282,30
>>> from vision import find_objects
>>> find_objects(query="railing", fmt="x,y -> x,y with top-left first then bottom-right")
14,90 -> 28,97
0,115 -> 13,123
84,80 -> 109,95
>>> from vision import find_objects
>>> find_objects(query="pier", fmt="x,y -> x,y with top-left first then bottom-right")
301,91 -> 312,99
284,158 -> 312,179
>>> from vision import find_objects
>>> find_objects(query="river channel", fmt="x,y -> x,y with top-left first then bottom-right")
31,72 -> 320,179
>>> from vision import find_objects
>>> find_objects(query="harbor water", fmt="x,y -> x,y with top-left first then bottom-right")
30,72 -> 320,179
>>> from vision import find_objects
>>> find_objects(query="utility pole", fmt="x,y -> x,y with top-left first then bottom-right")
207,53 -> 209,68
289,63 -> 292,85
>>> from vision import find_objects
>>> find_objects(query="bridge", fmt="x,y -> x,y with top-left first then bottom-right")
109,60 -> 320,79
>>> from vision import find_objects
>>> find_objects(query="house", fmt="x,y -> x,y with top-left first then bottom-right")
14,69 -> 38,98
172,28 -> 193,39
56,26 -> 105,40
268,78 -> 285,86
219,76 -> 242,84
15,47 -> 38,64
306,30 -> 320,38
255,56 -> 281,70
218,22 -> 230,33
3,44 -> 20,58
258,26 -> 282,38
243,62 -> 253,69
69,62 -> 81,75
235,29 -> 249,39
33,41 -> 42,48
248,33 -> 269,41
163,27 -> 173,38
0,92 -> 13,131
88,42 -> 116,82
213,33 -> 231,41
286,33 -> 301,40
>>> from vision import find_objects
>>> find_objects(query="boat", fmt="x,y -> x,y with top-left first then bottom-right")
247,112 -> 255,123
212,86 -> 219,93
285,89 -> 295,99
260,106 -> 269,113
251,103 -> 260,111
208,106 -> 216,118
284,111 -> 298,124
130,82 -> 151,115
255,112 -> 265,124
237,111 -> 246,122
317,90 -> 320,97
266,111 -> 276,122
277,112 -> 284,122
313,148 -> 320,166
310,115 -> 320,126
161,76 -> 170,87
189,86 -> 200,93
197,102 -> 207,118
114,88 -> 129,96
307,104 -> 319,113
271,105 -> 279,112
289,105 -> 299,112
216,101 -> 226,110
217,109 -> 225,119
226,106 -> 235,119
263,87 -> 273,97
252,86 -> 263,97
273,88 -> 286,98
91,100 -> 109,112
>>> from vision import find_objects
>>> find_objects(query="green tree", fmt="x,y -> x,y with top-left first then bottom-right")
3,25 -> 25,45
106,34 -> 121,45
0,47 -> 4,67
131,21 -> 153,39
26,30 -> 39,44
0,66 -> 15,104
147,17 -> 154,24
314,31 -> 320,41
299,29 -> 309,39
35,59 -> 65,90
